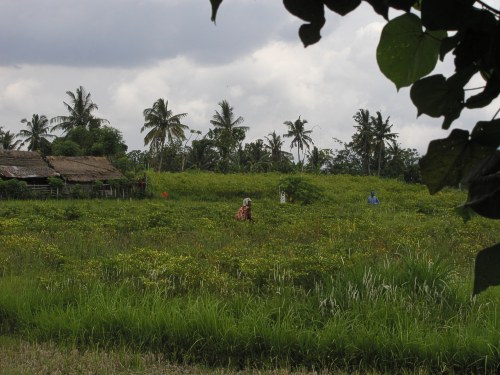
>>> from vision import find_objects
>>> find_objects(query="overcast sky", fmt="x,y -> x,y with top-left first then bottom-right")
0,0 -> 497,156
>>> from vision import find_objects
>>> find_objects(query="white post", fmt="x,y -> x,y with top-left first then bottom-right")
279,187 -> 286,204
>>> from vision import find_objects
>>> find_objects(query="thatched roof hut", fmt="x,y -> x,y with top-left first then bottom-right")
45,156 -> 124,183
0,150 -> 59,180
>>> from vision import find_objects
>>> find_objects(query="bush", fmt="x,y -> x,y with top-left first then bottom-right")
279,176 -> 323,205
0,179 -> 30,199
47,177 -> 64,189
63,205 -> 83,220
70,184 -> 83,199
93,180 -> 104,189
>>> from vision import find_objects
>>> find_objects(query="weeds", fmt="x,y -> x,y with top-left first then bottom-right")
0,173 -> 499,372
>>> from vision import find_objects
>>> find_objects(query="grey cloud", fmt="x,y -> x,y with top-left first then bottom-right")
0,0 -> 296,67
2,1 -> 489,157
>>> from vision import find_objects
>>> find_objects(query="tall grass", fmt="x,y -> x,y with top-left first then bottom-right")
0,173 -> 499,373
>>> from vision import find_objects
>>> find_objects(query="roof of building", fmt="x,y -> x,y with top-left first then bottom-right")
0,150 -> 59,179
45,156 -> 124,182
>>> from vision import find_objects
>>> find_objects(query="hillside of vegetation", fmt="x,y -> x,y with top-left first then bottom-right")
0,173 -> 499,374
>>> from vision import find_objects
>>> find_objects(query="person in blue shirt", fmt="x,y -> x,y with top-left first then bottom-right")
368,191 -> 379,204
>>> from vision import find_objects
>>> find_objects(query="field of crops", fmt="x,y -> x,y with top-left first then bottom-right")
1,172 -> 499,374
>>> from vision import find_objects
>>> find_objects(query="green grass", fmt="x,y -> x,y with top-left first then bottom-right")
0,172 -> 499,373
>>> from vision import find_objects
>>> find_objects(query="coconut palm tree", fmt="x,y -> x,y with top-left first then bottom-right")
1,130 -> 22,150
264,131 -> 284,163
50,86 -> 109,134
209,99 -> 248,168
385,139 -> 405,177
0,126 -> 4,150
306,146 -> 332,174
283,116 -> 313,169
180,129 -> 202,171
187,138 -> 219,171
371,111 -> 398,176
242,139 -> 271,172
141,98 -> 189,172
18,114 -> 54,151
352,109 -> 374,175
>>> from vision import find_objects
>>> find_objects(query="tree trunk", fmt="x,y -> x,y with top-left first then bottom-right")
378,144 -> 382,176
158,140 -> 165,172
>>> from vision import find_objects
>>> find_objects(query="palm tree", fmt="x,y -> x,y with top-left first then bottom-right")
283,116 -> 313,169
187,138 -> 219,171
18,114 -> 54,151
371,111 -> 398,176
180,129 -> 202,171
51,86 -> 109,134
264,131 -> 284,163
209,99 -> 248,167
306,146 -> 332,174
385,140 -> 405,177
141,98 -> 189,172
0,126 -> 4,150
2,130 -> 22,150
352,109 -> 374,175
243,139 -> 271,172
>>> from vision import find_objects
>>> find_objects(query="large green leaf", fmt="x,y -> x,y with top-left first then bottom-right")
460,151 -> 500,220
284,0 -> 324,23
299,22 -> 324,46
377,13 -> 447,90
388,0 -> 416,12
465,174 -> 500,219
284,0 -> 326,47
474,243 -> 500,295
323,0 -> 361,16
410,75 -> 462,117
470,119 -> 500,148
364,0 -> 389,19
419,129 -> 496,194
439,33 -> 461,61
421,0 -> 474,31
410,69 -> 475,129
465,75 -> 500,109
210,0 -> 223,23
457,138 -> 500,221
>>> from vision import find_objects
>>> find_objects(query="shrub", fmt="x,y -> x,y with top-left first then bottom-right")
47,177 -> 64,189
63,205 -> 83,220
1,179 -> 30,199
93,180 -> 104,189
279,176 -> 323,204
70,184 -> 83,199
51,140 -> 82,156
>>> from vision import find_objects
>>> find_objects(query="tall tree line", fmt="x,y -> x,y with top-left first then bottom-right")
1,87 -> 420,181
329,109 -> 420,182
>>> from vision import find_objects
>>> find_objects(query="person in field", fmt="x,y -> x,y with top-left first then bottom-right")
368,191 -> 380,205
235,197 -> 252,221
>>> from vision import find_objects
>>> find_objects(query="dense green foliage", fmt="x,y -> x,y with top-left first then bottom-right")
207,100 -> 249,173
0,178 -> 29,199
2,81 -> 419,183
50,86 -> 110,134
279,175 -> 324,204
141,98 -> 189,172
283,116 -> 313,168
18,114 -> 54,152
0,129 -> 21,150
3,83 -> 418,178
340,109 -> 417,180
1,173 -> 499,372
11,87 -> 128,160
